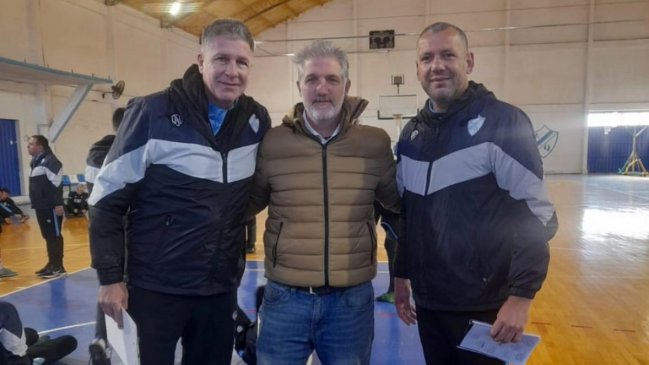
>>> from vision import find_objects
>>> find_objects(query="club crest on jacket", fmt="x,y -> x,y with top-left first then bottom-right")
170,114 -> 183,127
249,114 -> 260,134
535,124 -> 559,158
467,115 -> 485,136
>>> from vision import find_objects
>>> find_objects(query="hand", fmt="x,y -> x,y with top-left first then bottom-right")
54,205 -> 64,216
490,296 -> 532,343
99,282 -> 129,328
394,277 -> 417,325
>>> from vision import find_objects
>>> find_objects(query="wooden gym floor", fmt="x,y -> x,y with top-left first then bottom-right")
0,174 -> 648,364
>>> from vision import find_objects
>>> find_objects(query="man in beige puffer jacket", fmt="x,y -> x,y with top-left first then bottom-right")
250,40 -> 400,365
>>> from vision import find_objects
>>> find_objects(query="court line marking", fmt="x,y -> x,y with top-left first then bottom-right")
38,321 -> 95,335
0,267 -> 90,298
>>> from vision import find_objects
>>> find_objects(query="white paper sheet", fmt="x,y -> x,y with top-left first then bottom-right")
105,309 -> 140,365
458,321 -> 540,365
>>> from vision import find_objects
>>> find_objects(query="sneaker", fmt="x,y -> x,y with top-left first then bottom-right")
40,267 -> 66,279
28,335 -> 77,363
246,246 -> 256,254
0,268 -> 17,278
89,338 -> 111,365
34,264 -> 50,275
375,292 -> 395,303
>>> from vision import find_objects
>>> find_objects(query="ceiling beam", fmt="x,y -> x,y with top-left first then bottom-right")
240,0 -> 291,22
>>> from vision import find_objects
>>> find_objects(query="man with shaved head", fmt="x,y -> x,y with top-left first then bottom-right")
394,22 -> 558,365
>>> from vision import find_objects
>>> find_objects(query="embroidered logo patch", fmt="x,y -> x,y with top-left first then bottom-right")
170,114 -> 183,127
467,115 -> 485,136
535,124 -> 559,158
410,130 -> 419,141
249,114 -> 260,134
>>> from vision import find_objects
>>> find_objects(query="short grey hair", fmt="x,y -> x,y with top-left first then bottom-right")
293,40 -> 349,82
419,22 -> 469,49
201,19 -> 254,51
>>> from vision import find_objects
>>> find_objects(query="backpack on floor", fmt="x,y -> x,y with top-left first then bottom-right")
234,307 -> 257,365
234,285 -> 264,365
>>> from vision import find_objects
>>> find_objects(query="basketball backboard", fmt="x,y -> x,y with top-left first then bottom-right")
378,94 -> 418,120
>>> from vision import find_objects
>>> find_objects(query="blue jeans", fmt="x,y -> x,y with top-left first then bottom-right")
257,280 -> 374,365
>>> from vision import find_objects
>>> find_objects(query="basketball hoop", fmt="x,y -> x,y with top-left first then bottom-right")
619,126 -> 648,176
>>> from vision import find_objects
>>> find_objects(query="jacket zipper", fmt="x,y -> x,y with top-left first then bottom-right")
221,151 -> 228,183
424,162 -> 433,196
322,144 -> 330,286
272,221 -> 284,268
301,121 -> 339,286
424,117 -> 442,194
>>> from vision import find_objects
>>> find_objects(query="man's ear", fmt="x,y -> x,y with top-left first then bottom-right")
466,51 -> 475,75
345,79 -> 351,94
296,81 -> 302,96
197,52 -> 204,73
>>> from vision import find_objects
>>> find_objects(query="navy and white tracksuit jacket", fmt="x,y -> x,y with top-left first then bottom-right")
89,64 -> 271,296
29,150 -> 64,209
394,82 -> 558,311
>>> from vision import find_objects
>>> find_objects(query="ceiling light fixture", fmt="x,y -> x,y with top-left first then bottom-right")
169,2 -> 182,16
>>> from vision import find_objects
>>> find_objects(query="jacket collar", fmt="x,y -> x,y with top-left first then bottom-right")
282,96 -> 369,136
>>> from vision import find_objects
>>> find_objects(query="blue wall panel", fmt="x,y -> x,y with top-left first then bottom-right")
588,126 -> 649,173
0,119 -> 21,194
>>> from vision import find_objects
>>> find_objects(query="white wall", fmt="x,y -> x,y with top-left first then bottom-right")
0,0 -> 198,193
246,0 -> 649,174
1,0 -> 648,189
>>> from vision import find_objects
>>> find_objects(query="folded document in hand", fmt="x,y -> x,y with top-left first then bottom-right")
458,321 -> 540,365
105,309 -> 140,365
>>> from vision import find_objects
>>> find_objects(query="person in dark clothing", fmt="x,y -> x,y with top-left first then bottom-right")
394,22 -> 558,365
27,135 -> 65,280
0,188 -> 29,224
0,188 -> 20,277
0,301 -> 77,365
65,184 -> 89,217
243,216 -> 256,254
374,202 -> 399,303
85,107 -> 125,365
85,108 -> 125,194
88,19 -> 270,365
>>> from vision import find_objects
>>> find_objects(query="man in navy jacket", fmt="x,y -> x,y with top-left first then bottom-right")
89,19 -> 270,365
394,22 -> 558,365
27,135 -> 65,279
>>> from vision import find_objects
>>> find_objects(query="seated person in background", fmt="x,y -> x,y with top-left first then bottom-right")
0,301 -> 77,365
0,188 -> 20,277
0,188 -> 29,224
65,184 -> 89,217
0,209 -> 9,227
